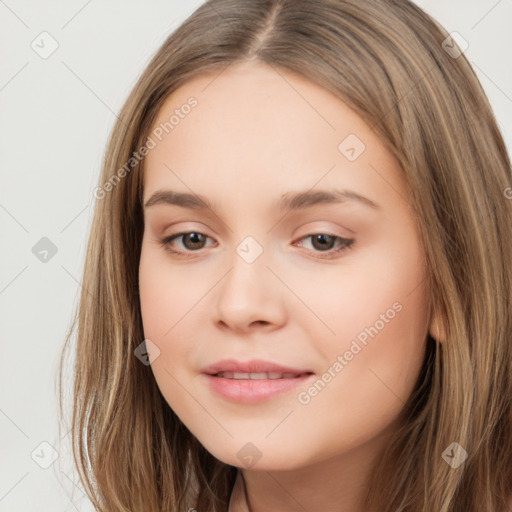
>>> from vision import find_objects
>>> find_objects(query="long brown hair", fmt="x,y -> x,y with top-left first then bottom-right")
58,0 -> 512,510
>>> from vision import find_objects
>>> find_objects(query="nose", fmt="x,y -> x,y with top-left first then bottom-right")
213,241 -> 287,334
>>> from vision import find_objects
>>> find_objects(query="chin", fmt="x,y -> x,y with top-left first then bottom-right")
196,435 -> 316,471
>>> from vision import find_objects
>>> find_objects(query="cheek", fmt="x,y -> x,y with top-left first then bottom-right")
138,242 -> 203,340
285,275 -> 428,465
138,241 -> 218,380
303,239 -> 429,410
138,246 -> 203,422
297,239 -> 428,354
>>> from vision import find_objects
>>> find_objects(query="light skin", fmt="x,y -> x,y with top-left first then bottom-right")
138,60 -> 445,512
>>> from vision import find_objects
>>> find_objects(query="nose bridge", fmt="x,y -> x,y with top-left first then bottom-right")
235,234 -> 266,266
214,232 -> 284,330
222,233 -> 268,300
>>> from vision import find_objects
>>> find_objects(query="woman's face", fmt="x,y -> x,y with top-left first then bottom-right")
139,60 -> 435,470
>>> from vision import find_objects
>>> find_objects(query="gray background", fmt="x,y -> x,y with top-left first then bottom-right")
0,1 -> 511,510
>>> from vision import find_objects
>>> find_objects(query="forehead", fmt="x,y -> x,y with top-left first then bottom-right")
142,60 -> 408,211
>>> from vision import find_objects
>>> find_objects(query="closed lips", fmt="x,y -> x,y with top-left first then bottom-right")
201,358 -> 313,376
203,360 -> 316,403
214,372 -> 310,379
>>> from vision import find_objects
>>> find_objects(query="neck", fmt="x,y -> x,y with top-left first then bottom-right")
239,426 -> 394,512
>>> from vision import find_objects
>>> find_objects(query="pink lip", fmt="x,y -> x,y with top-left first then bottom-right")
201,358 -> 312,375
201,359 -> 315,404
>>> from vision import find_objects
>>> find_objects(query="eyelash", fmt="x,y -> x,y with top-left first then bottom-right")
158,232 -> 355,260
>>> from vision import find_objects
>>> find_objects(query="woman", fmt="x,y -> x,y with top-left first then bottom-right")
59,0 -> 512,510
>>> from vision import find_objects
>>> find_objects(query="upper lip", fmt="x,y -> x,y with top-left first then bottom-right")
201,358 -> 313,375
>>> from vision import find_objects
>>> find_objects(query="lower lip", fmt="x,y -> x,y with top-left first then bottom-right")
203,373 -> 315,404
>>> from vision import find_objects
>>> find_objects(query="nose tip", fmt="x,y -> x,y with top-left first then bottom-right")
214,260 -> 286,333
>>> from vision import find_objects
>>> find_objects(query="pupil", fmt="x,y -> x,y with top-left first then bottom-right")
187,233 -> 203,248
314,234 -> 333,250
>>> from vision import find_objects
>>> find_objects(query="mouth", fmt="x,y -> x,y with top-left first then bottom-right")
211,371 -> 312,380
201,360 -> 315,403
201,358 -> 313,376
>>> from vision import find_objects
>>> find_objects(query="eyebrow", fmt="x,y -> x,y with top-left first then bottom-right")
143,188 -> 380,212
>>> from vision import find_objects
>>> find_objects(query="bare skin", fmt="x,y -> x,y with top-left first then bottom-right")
138,59 -> 445,512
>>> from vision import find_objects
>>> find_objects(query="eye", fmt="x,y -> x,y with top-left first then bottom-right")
159,232 -> 214,256
159,232 -> 355,259
293,233 -> 355,259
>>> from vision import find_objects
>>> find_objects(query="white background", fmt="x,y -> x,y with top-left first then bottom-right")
0,1 -> 511,510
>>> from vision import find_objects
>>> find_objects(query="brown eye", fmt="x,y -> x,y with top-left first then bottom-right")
178,232 -> 208,250
294,233 -> 355,259
159,231 -> 355,260
310,234 -> 337,251
160,232 -> 214,257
